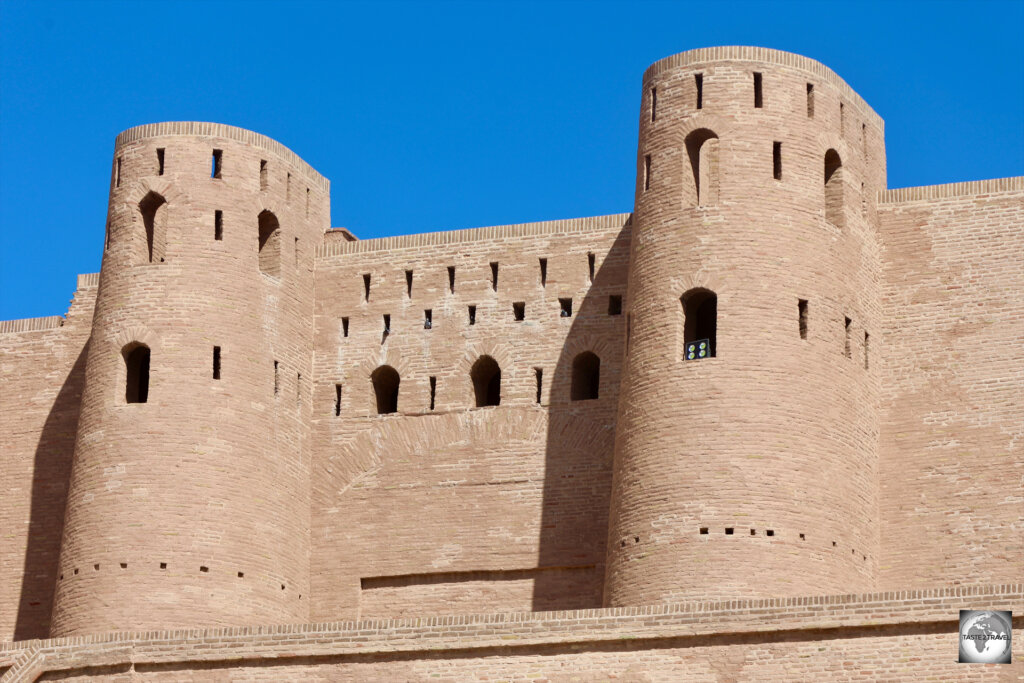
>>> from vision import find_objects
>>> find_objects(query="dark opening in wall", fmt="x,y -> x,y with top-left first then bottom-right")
862,123 -> 867,158
211,149 -> 222,179
342,317 -> 349,338
753,72 -> 763,108
286,172 -> 291,200
296,372 -> 302,405
839,102 -> 845,135
650,86 -> 657,121
159,563 -> 166,570
750,529 -> 756,536
405,270 -> 413,298
424,309 -> 432,329
213,346 -> 221,380
773,141 -> 782,180
695,73 -> 703,109
806,83 -> 814,117
372,366 -> 400,414
468,305 -> 477,325
798,299 -> 808,339
294,237 -> 299,266
447,266 -> 455,293
824,149 -> 844,227
725,527 -> 734,535
570,351 -> 600,401
335,384 -> 342,416
490,262 -> 499,291
139,191 -> 167,263
799,533 -> 806,540
608,295 -> 622,315
844,317 -> 852,358
513,302 -> 525,321
123,343 -> 150,404
864,331 -> 870,369
382,314 -> 391,337
116,156 -> 122,187
685,128 -> 720,207
200,566 -> 209,573
644,154 -> 651,191
157,148 -> 165,175
681,288 -> 717,358
534,367 -> 543,403
700,527 -> 708,534
306,187 -> 310,217
257,210 -> 281,277
539,258 -> 547,287
559,298 -> 573,317
260,160 -> 268,190
214,210 -> 223,241
588,253 -> 595,282
471,356 -> 501,407
429,376 -> 436,410
274,361 -> 279,396
766,529 -> 774,537
363,273 -> 371,301
626,313 -> 632,349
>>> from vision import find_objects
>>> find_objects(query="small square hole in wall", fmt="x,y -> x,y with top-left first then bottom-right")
832,541 -> 837,547
200,566 -> 209,573
74,568 -> 79,575
766,530 -> 774,537
468,305 -> 477,325
120,563 -> 127,569
608,295 -> 622,315
94,564 -> 99,571
699,527 -> 708,535
238,572 -> 244,578
799,533 -> 806,540
159,563 -> 167,569
559,298 -> 573,317
513,302 -> 525,321
725,527 -> 734,535
750,529 -> 756,536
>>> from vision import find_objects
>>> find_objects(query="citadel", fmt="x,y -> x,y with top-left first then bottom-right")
1,46 -> 1021,680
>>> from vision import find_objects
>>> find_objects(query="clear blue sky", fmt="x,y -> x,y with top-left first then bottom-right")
1,0 -> 1021,320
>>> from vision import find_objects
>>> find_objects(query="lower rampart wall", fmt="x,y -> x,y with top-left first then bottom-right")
2,584 -> 1020,681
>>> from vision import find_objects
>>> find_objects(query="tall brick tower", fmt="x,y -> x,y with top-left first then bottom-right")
50,123 -> 329,635
604,48 -> 887,606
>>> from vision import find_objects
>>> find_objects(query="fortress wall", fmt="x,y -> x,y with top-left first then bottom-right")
310,216 -> 631,620
0,276 -> 98,642
2,584 -> 1020,681
877,178 -> 1024,589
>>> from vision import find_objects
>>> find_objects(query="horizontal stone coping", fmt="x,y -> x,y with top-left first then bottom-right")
0,316 -> 63,335
879,176 -> 1024,204
317,213 -> 632,258
643,46 -> 883,130
114,122 -> 329,192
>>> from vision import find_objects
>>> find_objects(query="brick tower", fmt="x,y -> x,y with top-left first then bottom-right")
604,48 -> 887,606
50,123 -> 329,635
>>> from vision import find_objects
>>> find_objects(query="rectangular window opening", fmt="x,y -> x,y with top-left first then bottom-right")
363,273 -> 371,302
766,529 -> 775,537
539,258 -> 548,287
211,149 -> 222,179
513,302 -> 525,321
116,156 -> 122,187
214,210 -> 223,241
650,86 -> 657,121
334,384 -> 342,416
341,317 -> 349,338
864,331 -> 870,370
643,154 -> 651,191
695,73 -> 703,109
750,529 -> 757,536
259,160 -> 268,191
429,376 -> 437,411
798,299 -> 808,339
490,262 -> 499,291
424,309 -> 432,329
725,527 -> 734,535
212,346 -> 221,380
753,72 -> 763,108
588,253 -> 595,283
157,148 -> 165,175
699,527 -> 709,535
559,298 -> 573,318
447,266 -> 455,293
773,142 -> 782,180
534,367 -> 543,404
405,270 -> 413,298
844,317 -> 852,358
468,305 -> 477,325
273,361 -> 279,396
806,83 -> 814,117
608,295 -> 622,315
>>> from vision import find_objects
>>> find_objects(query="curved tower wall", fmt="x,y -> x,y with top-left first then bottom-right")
51,123 -> 329,635
605,48 -> 886,605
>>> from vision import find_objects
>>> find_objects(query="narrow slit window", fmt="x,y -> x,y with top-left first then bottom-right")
513,302 -> 525,321
294,237 -> 299,266
608,295 -> 622,315
212,346 -> 221,380
534,367 -> 543,403
211,149 -> 222,179
650,86 -> 657,121
274,361 -> 279,396
644,154 -> 651,191
424,309 -> 432,329
124,344 -> 151,404
305,187 -> 310,217
539,258 -> 547,287
157,148 -> 165,175
695,73 -> 703,109
342,317 -> 349,338
798,299 -> 808,339
753,72 -> 763,108
588,253 -> 595,283
429,376 -> 436,410
845,317 -> 852,358
468,305 -> 477,325
363,273 -> 371,302
559,298 -> 573,317
260,160 -> 268,190
286,172 -> 291,200
490,262 -> 499,291
862,123 -> 867,158
382,314 -> 391,335
334,384 -> 342,416
447,266 -> 455,293
296,372 -> 302,405
806,83 -> 814,117
116,156 -> 122,187
864,331 -> 870,369
406,270 -> 413,298
839,102 -> 845,135
773,142 -> 782,180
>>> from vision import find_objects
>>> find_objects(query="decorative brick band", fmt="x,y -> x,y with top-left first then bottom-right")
317,213 -> 632,258
114,122 -> 329,192
643,46 -> 883,131
0,316 -> 64,335
76,272 -> 100,289
879,176 -> 1024,204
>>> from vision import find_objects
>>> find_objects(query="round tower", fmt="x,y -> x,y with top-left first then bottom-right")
51,123 -> 329,635
605,48 -> 886,606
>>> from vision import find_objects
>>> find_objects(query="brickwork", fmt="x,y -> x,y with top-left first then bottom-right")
0,46 -> 1021,679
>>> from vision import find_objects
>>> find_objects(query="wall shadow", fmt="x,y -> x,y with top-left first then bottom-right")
532,223 -> 632,610
13,343 -> 87,641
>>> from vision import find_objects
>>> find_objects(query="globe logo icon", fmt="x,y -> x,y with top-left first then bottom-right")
959,610 -> 1012,663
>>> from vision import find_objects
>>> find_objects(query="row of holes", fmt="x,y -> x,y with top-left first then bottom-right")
697,527 -> 868,560
58,563 -> 292,591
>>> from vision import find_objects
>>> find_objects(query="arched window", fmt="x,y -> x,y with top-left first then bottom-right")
139,192 -> 167,263
681,288 -> 717,358
685,129 -> 719,207
371,365 -> 400,414
123,343 -> 151,404
471,356 -> 501,407
824,149 -> 844,227
570,351 -> 601,401
258,210 -> 281,277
